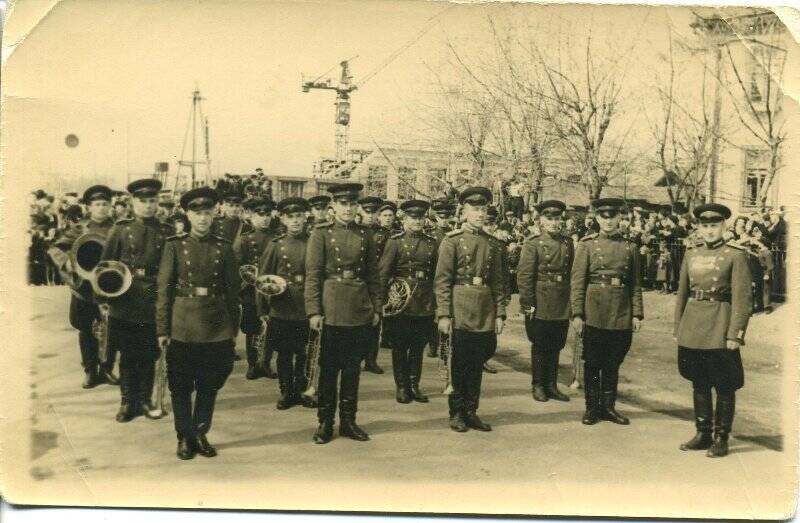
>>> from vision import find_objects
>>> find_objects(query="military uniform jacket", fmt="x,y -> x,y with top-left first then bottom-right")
233,228 -> 274,305
304,219 -> 382,327
101,216 -> 173,323
487,233 -> 511,301
570,230 -> 644,330
378,230 -> 438,317
673,240 -> 752,349
371,224 -> 392,262
517,231 -> 573,321
258,232 -> 309,321
431,224 -> 451,246
156,232 -> 240,343
434,226 -> 506,333
211,216 -> 245,243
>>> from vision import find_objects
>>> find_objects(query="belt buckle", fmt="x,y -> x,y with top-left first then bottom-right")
415,271 -> 425,279
696,289 -> 705,300
611,277 -> 621,286
342,270 -> 355,279
195,287 -> 209,297
472,276 -> 483,286
135,268 -> 146,277
294,274 -> 304,283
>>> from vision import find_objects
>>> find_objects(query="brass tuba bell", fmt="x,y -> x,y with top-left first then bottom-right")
255,274 -> 288,297
70,232 -> 107,281
91,260 -> 133,298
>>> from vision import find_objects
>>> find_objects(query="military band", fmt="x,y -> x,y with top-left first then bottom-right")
50,178 -> 758,461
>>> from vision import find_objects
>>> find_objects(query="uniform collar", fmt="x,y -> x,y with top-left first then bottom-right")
190,231 -> 213,242
136,215 -> 160,226
462,223 -> 481,234
705,238 -> 725,249
598,229 -> 620,239
334,217 -> 357,229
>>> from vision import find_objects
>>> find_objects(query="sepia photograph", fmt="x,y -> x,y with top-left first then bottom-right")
1,0 -> 798,519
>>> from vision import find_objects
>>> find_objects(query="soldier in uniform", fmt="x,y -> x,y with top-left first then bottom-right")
481,205 -> 507,375
234,197 -> 278,379
212,193 -> 246,243
570,198 -> 643,426
157,186 -> 240,460
259,197 -> 315,410
305,183 -> 382,444
378,200 -> 438,404
101,178 -> 173,422
59,185 -> 119,388
674,203 -> 752,458
377,200 -> 398,232
426,200 -> 456,358
308,195 -> 332,228
359,195 -> 387,374
517,200 -> 573,402
434,187 -> 506,433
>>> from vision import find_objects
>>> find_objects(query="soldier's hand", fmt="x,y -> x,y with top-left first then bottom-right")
726,339 -> 741,350
372,313 -> 380,327
495,317 -> 505,335
158,336 -> 169,350
571,317 -> 584,337
309,315 -> 323,332
632,317 -> 642,333
438,317 -> 452,334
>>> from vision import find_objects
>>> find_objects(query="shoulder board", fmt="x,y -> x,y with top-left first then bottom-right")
115,217 -> 134,225
527,232 -> 541,240
580,233 -> 598,242
271,233 -> 287,242
446,229 -> 463,237
315,221 -> 333,229
725,241 -> 745,251
391,231 -> 405,239
423,232 -> 436,241
213,235 -> 231,244
167,232 -> 189,241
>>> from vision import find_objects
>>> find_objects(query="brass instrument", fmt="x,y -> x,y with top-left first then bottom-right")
91,260 -> 133,298
239,264 -> 258,287
383,278 -> 415,317
254,315 -> 269,368
303,321 -> 323,398
148,342 -> 170,419
71,232 -> 107,281
438,331 -> 454,395
95,305 -> 111,365
255,274 -> 288,297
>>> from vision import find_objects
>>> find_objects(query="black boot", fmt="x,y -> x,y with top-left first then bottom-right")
464,411 -> 492,431
581,365 -> 601,425
545,351 -> 570,402
115,367 -> 135,422
194,435 -> 217,458
140,362 -> 159,420
245,365 -> 258,380
276,354 -> 296,410
600,367 -> 629,425
364,357 -> 384,375
313,419 -> 334,444
176,437 -> 196,460
82,368 -> 99,389
707,392 -> 735,458
263,348 -> 278,379
392,349 -> 411,404
680,387 -> 713,451
99,365 -> 119,386
339,417 -> 370,441
408,346 -> 428,403
531,349 -> 548,402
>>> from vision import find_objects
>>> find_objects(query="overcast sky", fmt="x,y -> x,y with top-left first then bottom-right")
0,0 -> 766,192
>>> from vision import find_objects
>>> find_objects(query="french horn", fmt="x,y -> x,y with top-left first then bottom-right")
382,278 -> 414,317
255,274 -> 288,297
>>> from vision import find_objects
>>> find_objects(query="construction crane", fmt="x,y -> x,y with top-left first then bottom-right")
301,60 -> 357,167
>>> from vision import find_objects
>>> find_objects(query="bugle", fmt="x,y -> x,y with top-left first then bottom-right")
91,260 -> 133,298
303,321 -> 323,398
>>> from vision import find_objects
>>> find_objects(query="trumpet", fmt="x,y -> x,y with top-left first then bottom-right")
91,260 -> 133,298
239,264 -> 258,287
438,331 -> 454,395
303,321 -> 323,398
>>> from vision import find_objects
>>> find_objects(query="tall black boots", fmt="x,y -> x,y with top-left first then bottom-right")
599,366 -> 629,425
707,392 -> 735,458
392,349 -> 411,404
680,387 -> 713,451
532,349 -> 569,402
407,346 -> 428,403
582,365 -> 601,425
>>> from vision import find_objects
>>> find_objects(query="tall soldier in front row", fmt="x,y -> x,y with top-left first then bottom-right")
305,183 -> 382,444
258,197 -> 315,410
517,200 -> 573,403
434,187 -> 506,433
570,198 -> 643,426
156,187 -> 241,460
378,200 -> 438,404
673,203 -> 752,458
101,179 -> 173,422
234,197 -> 278,379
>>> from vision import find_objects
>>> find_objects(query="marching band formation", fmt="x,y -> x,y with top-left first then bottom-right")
45,177 -> 755,461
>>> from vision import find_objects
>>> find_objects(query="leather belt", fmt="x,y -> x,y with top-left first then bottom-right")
176,286 -> 223,298
326,270 -> 362,282
284,274 -> 305,284
130,266 -> 157,278
455,276 -> 486,286
537,272 -> 568,283
396,270 -> 430,280
588,275 -> 626,287
691,290 -> 731,303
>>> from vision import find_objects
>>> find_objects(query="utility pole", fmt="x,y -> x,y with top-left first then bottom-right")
175,88 -> 211,192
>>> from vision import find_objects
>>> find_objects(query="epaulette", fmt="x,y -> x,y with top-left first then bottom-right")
115,217 -> 134,225
527,232 -> 541,240
315,221 -> 333,228
446,229 -> 463,237
167,232 -> 189,241
213,234 -> 231,244
271,233 -> 287,242
391,231 -> 405,239
725,241 -> 745,251
423,232 -> 436,241
580,233 -> 598,242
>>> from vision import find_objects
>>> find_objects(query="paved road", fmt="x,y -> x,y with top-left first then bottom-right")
10,286 -> 796,518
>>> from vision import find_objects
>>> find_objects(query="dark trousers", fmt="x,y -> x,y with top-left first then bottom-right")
266,318 -> 309,396
384,315 -> 432,389
110,317 -> 158,407
582,325 -> 632,395
364,324 -> 380,364
317,325 -> 370,423
448,330 -> 496,416
167,340 -> 235,440
69,295 -> 117,374
525,318 -> 569,387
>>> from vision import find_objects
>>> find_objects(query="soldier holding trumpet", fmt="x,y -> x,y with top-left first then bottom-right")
258,196 -> 315,410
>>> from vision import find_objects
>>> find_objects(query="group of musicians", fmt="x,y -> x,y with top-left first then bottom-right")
53,177 -> 752,461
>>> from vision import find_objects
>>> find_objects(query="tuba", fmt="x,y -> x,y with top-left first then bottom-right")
91,260 -> 133,298
239,264 -> 258,287
438,331 -> 454,395
383,278 -> 415,317
255,274 -> 288,297
303,322 -> 323,398
70,232 -> 107,281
